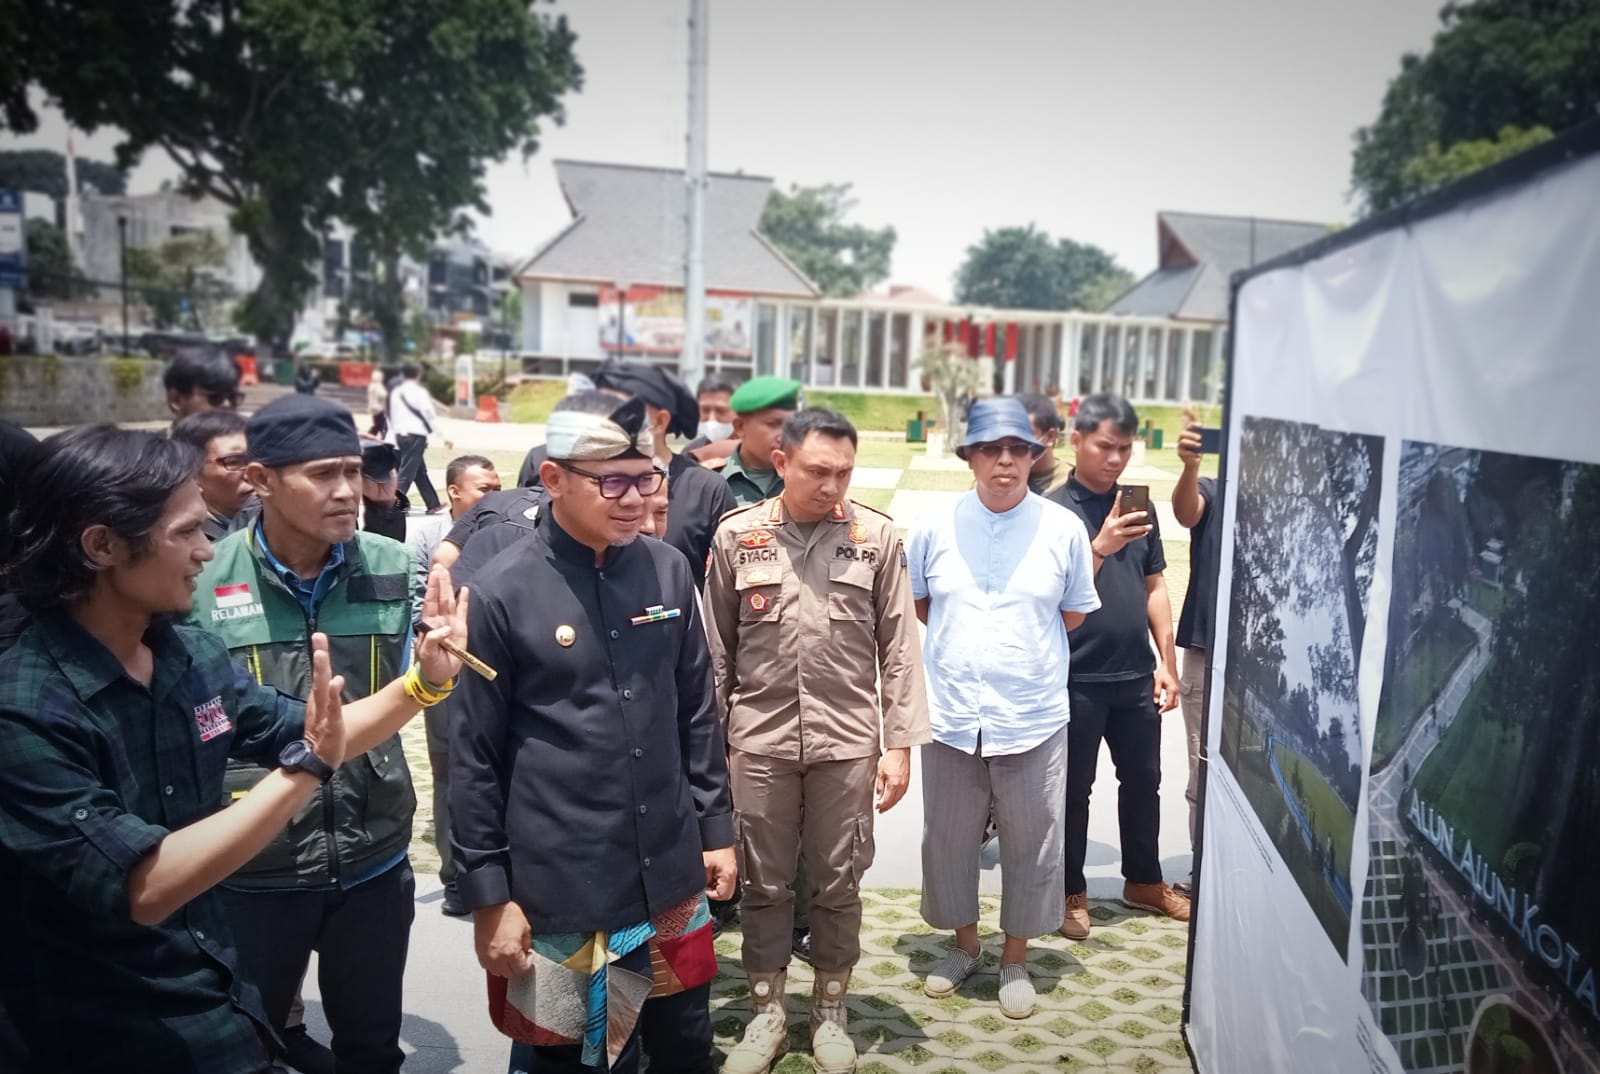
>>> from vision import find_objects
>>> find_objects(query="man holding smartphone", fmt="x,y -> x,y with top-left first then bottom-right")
1170,421 -> 1221,897
1043,392 -> 1188,940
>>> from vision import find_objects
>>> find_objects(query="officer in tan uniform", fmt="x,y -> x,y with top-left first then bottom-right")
705,407 -> 930,1074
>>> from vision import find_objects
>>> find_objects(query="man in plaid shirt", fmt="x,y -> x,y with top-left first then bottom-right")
0,425 -> 469,1074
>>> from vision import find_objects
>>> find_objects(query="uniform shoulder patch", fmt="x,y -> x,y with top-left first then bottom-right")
850,498 -> 895,523
718,501 -> 763,525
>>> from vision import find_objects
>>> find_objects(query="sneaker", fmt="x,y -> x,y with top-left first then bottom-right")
1122,881 -> 1191,922
997,963 -> 1036,1019
1059,891 -> 1091,940
280,1025 -> 336,1074
922,946 -> 982,998
791,928 -> 813,966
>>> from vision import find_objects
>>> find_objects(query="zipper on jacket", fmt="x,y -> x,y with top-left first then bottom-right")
305,611 -> 341,887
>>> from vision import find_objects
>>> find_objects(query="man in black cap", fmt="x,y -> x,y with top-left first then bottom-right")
186,394 -> 421,1074
454,391 -> 735,1074
509,358 -> 736,590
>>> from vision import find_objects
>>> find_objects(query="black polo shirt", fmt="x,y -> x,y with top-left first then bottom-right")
449,510 -> 734,933
1047,473 -> 1166,684
446,487 -> 547,590
1176,476 -> 1219,651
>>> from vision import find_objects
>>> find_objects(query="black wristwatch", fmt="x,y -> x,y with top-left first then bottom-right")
279,739 -> 336,784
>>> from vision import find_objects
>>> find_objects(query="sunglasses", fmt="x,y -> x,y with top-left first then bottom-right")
559,463 -> 668,500
972,441 -> 1035,459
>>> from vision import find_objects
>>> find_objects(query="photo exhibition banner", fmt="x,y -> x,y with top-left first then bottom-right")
1187,128 -> 1600,1074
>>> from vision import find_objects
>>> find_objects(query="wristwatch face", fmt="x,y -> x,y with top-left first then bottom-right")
279,739 -> 330,781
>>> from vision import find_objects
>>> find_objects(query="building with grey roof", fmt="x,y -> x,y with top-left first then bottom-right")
515,160 -> 818,380
1106,211 -> 1331,323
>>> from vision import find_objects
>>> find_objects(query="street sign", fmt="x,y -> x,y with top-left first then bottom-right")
0,188 -> 27,294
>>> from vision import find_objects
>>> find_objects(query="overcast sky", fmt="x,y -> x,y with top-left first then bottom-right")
6,0 -> 1443,297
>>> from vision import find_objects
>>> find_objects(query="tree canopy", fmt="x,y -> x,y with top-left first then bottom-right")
760,183 -> 896,297
954,224 -> 1133,312
1351,0 -> 1600,214
6,0 -> 582,350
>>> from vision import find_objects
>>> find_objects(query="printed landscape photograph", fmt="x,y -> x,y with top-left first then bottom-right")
1362,443 -> 1600,1074
1219,415 -> 1381,960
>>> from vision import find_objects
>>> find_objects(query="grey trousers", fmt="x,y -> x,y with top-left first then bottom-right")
919,726 -> 1067,939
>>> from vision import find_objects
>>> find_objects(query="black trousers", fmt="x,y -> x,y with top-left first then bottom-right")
1064,676 -> 1164,892
221,860 -> 416,1074
506,982 -> 715,1074
396,433 -> 440,510
424,694 -> 455,886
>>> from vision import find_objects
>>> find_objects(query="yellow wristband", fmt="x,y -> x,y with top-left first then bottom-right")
403,663 -> 455,707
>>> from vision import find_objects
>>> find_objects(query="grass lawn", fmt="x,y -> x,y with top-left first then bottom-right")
806,390 -> 937,433
1411,672 -> 1523,867
1225,716 -> 1352,956
505,379 -> 568,423
1372,612 -> 1478,769
1467,579 -> 1506,619
1273,742 -> 1357,878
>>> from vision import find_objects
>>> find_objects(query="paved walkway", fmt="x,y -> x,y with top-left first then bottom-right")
297,873 -> 1192,1074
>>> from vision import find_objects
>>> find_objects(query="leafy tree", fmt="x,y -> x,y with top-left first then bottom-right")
7,1 -> 582,353
125,231 -> 232,331
760,183 -> 895,297
0,149 -> 126,208
954,224 -> 1133,311
23,218 -> 77,300
1351,0 -> 1600,214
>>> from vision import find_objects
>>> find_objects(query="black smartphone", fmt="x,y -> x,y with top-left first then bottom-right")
1119,484 -> 1151,518
1198,427 -> 1222,454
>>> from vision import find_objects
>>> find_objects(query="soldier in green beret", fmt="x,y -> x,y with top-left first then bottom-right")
719,377 -> 802,507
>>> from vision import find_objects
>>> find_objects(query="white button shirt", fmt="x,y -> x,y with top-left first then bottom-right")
908,490 -> 1100,757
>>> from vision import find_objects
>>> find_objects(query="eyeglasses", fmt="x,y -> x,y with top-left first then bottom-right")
559,462 -> 668,500
972,441 -> 1035,459
217,453 -> 249,471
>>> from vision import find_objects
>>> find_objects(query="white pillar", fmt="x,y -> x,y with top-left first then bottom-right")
1063,320 -> 1079,396
775,303 -> 791,379
1179,326 -> 1195,403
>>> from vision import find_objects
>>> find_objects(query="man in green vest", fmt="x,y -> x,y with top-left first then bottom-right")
189,394 -> 418,1074
718,377 -> 802,507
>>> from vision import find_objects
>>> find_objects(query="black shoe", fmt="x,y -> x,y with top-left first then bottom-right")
281,1025 -> 336,1074
441,883 -> 470,918
709,899 -> 740,935
791,928 -> 813,966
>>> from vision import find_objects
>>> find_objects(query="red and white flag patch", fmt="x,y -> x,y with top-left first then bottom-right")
214,583 -> 254,609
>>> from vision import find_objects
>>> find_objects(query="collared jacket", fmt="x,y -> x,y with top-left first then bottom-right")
705,496 -> 930,763
720,446 -> 783,507
188,527 -> 416,888
449,511 -> 734,933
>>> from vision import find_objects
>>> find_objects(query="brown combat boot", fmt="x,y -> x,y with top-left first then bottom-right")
723,969 -> 788,1074
810,969 -> 857,1074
